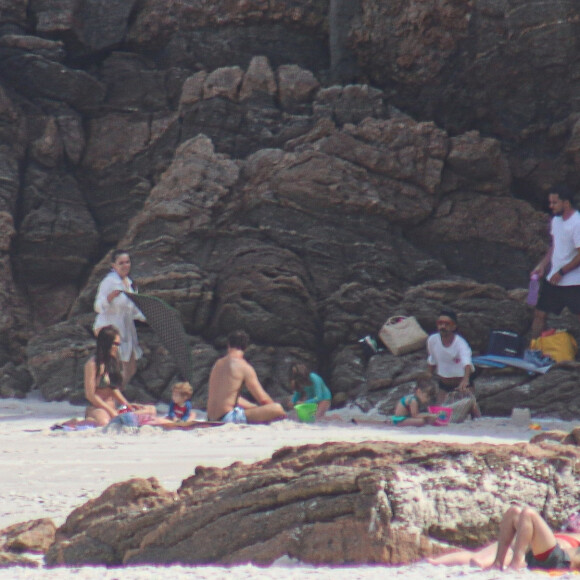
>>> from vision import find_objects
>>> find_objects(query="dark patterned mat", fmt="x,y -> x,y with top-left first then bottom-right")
124,292 -> 193,382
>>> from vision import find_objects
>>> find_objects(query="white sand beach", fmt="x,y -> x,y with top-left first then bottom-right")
1,393 -> 578,579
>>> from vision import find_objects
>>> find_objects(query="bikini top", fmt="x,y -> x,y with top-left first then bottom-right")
95,361 -> 122,390
97,372 -> 111,389
400,394 -> 417,410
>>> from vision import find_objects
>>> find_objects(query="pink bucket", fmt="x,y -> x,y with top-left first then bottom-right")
428,406 -> 453,426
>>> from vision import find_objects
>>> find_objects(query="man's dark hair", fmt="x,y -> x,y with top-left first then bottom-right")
551,184 -> 576,204
227,330 -> 250,351
439,308 -> 458,324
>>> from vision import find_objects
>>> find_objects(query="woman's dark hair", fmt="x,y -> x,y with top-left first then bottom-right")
95,325 -> 123,387
111,249 -> 130,264
289,363 -> 310,388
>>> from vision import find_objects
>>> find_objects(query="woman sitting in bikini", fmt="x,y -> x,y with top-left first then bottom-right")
85,325 -> 156,426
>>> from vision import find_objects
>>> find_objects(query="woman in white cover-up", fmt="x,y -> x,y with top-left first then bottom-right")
94,249 -> 145,387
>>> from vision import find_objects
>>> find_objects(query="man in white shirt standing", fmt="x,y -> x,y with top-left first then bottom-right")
427,309 -> 480,419
531,185 -> 580,339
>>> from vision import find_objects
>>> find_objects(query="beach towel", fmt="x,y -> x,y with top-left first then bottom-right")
124,292 -> 193,382
531,570 -> 580,576
472,355 -> 552,374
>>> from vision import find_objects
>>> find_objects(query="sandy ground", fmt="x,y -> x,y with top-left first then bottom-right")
1,393 -> 578,579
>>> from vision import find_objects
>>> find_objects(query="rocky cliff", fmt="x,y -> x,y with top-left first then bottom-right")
2,0 -> 580,415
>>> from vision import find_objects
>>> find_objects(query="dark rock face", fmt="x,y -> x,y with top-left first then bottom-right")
126,0 -> 329,72
17,166 -> 99,284
350,1 -> 580,139
42,441 -> 580,567
0,1 -> 579,417
0,53 -> 106,110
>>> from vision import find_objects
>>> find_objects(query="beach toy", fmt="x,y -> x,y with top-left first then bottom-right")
294,402 -> 317,423
428,405 -> 453,426
529,423 -> 542,430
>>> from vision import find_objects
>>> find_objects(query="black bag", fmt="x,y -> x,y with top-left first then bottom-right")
358,335 -> 382,357
487,330 -> 522,358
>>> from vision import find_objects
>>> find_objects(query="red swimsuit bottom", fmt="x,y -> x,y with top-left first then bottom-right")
535,534 -> 580,561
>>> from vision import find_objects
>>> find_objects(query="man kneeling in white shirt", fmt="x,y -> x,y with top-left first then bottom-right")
427,308 -> 481,420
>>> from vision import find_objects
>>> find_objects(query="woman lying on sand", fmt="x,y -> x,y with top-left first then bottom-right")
428,505 -> 580,571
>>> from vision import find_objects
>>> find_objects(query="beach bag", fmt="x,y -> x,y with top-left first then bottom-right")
379,316 -> 428,356
487,330 -> 523,358
449,395 -> 477,424
530,330 -> 577,363
441,391 -> 477,424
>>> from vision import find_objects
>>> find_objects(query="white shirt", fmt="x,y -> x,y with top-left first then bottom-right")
427,333 -> 474,379
93,270 -> 145,362
548,211 -> 580,286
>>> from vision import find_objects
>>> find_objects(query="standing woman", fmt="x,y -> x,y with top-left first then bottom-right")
94,249 -> 145,387
85,325 -> 156,426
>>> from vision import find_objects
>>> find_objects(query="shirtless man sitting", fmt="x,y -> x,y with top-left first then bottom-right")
206,330 -> 287,424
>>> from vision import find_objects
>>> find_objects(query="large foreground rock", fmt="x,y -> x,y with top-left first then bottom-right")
45,440 -> 580,567
0,518 -> 55,568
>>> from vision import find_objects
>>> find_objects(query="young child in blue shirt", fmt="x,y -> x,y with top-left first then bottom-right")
166,381 -> 194,422
290,363 -> 332,420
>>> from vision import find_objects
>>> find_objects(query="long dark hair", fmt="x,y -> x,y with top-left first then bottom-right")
95,325 -> 123,387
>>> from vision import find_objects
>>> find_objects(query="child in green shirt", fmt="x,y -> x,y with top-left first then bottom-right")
290,363 -> 332,420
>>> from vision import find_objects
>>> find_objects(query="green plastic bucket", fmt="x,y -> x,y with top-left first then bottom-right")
295,402 -> 317,423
